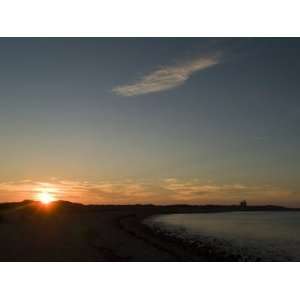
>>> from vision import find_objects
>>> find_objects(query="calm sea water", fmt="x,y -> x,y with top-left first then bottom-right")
146,211 -> 300,261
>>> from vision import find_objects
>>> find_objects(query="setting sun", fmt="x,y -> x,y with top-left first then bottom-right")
38,191 -> 55,204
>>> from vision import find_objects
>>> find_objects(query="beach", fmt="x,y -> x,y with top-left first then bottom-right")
0,201 -> 297,261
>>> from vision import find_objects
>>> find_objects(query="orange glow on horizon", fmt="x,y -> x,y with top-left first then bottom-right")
37,191 -> 56,204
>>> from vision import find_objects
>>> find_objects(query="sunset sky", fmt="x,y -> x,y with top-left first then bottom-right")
0,38 -> 299,206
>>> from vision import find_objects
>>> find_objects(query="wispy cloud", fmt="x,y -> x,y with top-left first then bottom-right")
112,53 -> 221,97
162,178 -> 293,204
0,178 -> 296,206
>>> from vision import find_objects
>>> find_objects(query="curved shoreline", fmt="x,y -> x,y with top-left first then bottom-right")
0,201 -> 298,261
142,215 -> 258,261
117,212 -> 247,261
139,211 -> 299,262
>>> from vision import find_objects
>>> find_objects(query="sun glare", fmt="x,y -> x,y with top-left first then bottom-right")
38,191 -> 55,204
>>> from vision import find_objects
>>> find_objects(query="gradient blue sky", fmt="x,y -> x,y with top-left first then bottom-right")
0,38 -> 299,206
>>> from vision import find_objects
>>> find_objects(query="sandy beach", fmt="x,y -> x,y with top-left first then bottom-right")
0,200 -> 296,261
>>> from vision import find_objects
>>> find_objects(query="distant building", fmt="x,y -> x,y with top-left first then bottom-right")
240,200 -> 247,208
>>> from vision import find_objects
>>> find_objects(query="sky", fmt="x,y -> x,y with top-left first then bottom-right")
0,38 -> 299,206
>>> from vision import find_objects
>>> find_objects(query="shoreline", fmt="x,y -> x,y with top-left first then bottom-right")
0,201 -> 298,261
118,208 -> 299,262
118,211 -> 252,261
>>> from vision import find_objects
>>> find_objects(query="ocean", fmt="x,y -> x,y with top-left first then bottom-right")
145,211 -> 300,261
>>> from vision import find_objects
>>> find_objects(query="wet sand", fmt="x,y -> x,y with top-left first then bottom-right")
0,201 -> 296,261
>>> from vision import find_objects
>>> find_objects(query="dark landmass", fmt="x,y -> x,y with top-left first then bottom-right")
0,200 -> 298,261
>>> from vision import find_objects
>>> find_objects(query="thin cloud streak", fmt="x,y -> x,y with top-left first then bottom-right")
0,178 -> 296,206
113,54 -> 221,96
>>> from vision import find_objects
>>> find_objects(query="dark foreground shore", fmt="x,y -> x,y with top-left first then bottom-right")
0,200 -> 297,261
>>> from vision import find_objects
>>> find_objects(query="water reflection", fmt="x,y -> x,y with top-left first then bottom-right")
147,211 -> 300,261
